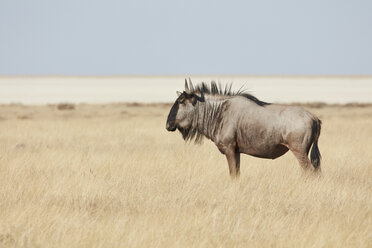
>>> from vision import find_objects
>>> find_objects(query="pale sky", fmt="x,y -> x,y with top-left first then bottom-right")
0,0 -> 371,75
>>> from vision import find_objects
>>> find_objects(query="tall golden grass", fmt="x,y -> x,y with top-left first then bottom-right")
0,103 -> 371,247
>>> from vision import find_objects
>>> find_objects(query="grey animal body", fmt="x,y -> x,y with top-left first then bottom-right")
166,79 -> 322,178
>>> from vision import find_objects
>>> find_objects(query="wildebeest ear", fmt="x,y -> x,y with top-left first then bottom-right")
198,91 -> 205,102
176,91 -> 182,97
192,91 -> 204,103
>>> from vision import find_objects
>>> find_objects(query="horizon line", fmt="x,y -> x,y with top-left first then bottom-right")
1,74 -> 372,78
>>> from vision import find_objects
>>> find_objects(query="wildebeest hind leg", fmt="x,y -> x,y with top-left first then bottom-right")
290,149 -> 314,173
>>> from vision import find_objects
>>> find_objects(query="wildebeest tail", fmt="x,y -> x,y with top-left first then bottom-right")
310,119 -> 322,170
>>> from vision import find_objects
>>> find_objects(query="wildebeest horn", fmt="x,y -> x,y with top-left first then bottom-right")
188,78 -> 194,92
185,78 -> 190,94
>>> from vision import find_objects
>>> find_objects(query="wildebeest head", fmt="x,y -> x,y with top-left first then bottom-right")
166,79 -> 204,133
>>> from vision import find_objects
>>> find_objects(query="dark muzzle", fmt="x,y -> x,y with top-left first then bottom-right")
166,102 -> 179,132
166,122 -> 176,131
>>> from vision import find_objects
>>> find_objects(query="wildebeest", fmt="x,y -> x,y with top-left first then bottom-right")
166,79 -> 322,178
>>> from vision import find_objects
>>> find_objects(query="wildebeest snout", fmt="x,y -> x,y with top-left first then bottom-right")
166,122 -> 176,132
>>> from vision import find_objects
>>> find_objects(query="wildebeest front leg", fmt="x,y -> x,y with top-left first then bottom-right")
217,143 -> 240,178
235,151 -> 240,177
225,151 -> 239,178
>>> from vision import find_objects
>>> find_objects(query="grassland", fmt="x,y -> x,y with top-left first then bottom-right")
0,103 -> 371,247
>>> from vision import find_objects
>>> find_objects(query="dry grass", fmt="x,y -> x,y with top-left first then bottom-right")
0,103 -> 371,247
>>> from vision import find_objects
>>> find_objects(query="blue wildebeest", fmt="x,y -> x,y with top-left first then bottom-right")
166,79 -> 322,178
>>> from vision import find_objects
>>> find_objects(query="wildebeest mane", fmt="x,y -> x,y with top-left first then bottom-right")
191,81 -> 270,107
178,80 -> 270,143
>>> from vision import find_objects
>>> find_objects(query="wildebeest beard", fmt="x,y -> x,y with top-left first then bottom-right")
177,126 -> 191,140
177,125 -> 203,143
